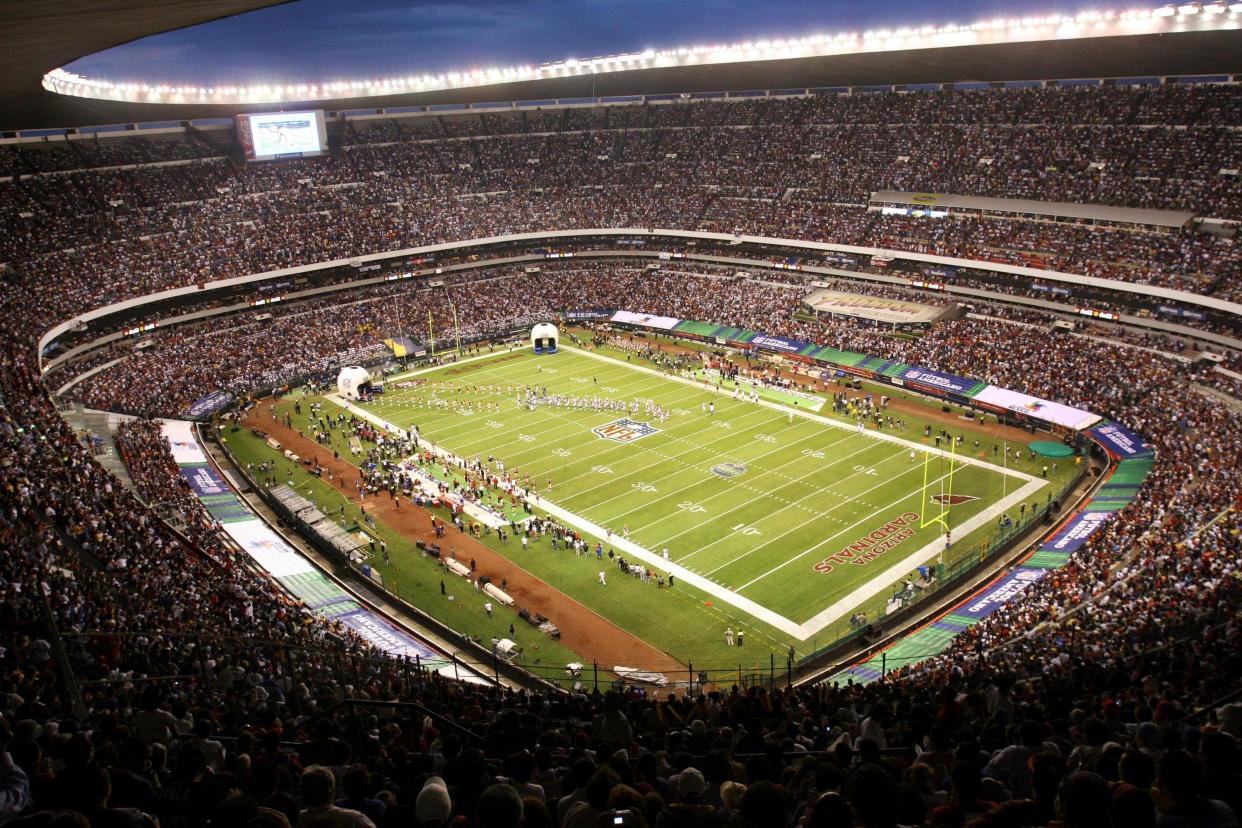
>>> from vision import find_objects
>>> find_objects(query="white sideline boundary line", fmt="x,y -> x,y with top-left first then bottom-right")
794,478 -> 1047,637
322,347 -> 1048,640
563,345 -> 1038,483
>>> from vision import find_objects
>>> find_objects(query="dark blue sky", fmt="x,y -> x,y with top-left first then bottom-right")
67,0 -> 1087,85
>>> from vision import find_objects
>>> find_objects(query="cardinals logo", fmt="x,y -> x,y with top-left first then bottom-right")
931,494 -> 979,506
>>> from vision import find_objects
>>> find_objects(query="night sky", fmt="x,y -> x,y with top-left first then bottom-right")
67,0 -> 1089,86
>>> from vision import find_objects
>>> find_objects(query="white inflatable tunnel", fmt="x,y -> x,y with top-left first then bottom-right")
531,322 -> 559,354
336,366 -> 372,400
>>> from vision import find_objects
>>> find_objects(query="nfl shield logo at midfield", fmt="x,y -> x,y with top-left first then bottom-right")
593,418 -> 660,443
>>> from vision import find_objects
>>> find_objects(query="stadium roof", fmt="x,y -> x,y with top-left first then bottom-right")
0,0 -> 290,131
3,4 -> 1242,131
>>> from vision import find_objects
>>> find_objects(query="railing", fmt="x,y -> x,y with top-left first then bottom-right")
795,469 -> 1084,671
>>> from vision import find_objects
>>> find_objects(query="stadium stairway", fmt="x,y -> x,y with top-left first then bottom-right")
58,406 -> 136,490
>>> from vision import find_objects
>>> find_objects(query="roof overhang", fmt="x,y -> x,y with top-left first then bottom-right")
0,1 -> 290,131
5,5 -> 1242,130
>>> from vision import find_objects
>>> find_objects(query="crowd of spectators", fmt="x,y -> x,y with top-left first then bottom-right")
60,260 -> 1240,415
1,83 -> 1241,828
3,84 -> 1242,332
6,257 -> 1242,827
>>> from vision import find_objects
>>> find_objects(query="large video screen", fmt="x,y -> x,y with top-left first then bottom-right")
235,110 -> 327,161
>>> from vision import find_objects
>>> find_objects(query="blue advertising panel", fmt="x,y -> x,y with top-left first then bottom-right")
1039,509 -> 1116,554
956,568 -> 1046,621
750,334 -> 810,354
899,366 -> 984,397
1089,421 -> 1156,460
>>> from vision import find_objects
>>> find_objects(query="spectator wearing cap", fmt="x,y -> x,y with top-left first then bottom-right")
656,767 -> 719,827
414,775 -> 451,827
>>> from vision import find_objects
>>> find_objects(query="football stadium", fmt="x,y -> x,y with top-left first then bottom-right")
2,2 -> 1241,826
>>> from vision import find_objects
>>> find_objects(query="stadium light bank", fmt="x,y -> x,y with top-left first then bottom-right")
41,4 -> 1242,107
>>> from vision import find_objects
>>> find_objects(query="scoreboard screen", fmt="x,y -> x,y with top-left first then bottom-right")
235,110 -> 327,161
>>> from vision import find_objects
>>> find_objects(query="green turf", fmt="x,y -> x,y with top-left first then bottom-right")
234,342 -> 1078,671
384,351 -> 1054,587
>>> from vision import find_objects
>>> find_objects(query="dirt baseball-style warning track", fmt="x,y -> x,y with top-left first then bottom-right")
241,404 -> 687,679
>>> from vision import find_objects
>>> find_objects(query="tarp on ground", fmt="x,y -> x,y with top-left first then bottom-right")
159,420 -> 459,668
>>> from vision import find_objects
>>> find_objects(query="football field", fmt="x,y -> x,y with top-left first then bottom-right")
335,345 -> 1046,641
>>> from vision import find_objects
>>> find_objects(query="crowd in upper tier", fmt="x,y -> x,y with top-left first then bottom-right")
2,83 -> 1241,329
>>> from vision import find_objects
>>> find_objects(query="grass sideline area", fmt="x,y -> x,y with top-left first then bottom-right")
228,340 -> 1077,673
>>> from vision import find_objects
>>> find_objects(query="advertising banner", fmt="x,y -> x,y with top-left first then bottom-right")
182,390 -> 233,420
610,310 -> 681,330
899,367 -> 985,398
973,386 -> 1101,431
1088,421 -> 1155,460
182,464 -> 229,498
956,568 -> 1046,621
1031,283 -> 1073,298
563,309 -> 613,321
1039,509 -> 1116,554
162,419 -> 205,465
1157,305 -> 1207,321
336,609 -> 441,661
750,334 -> 810,354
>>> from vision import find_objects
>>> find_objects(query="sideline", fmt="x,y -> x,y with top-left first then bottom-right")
565,345 -> 1039,482
322,348 -> 1049,640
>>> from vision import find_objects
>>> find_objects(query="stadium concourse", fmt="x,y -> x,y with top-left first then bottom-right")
0,86 -> 1240,828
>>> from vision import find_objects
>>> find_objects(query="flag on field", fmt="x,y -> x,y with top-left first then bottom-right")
384,335 -> 418,358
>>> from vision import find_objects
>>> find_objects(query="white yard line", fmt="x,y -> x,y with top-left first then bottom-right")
564,345 -> 1037,483
593,422 -> 843,524
655,441 -> 901,554
329,348 -> 1051,641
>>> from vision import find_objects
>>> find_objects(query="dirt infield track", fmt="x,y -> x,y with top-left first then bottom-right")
241,403 -> 688,681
